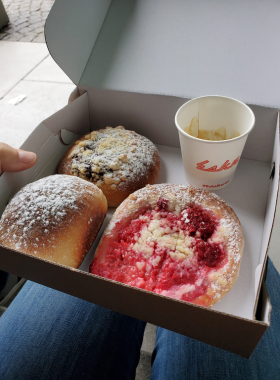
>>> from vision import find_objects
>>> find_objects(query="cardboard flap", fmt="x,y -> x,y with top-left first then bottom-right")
46,0 -> 280,107
43,92 -> 90,135
79,0 -> 280,108
256,281 -> 272,324
254,116 -> 280,315
45,0 -> 112,84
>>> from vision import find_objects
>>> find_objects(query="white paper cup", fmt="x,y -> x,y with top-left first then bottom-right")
175,96 -> 255,190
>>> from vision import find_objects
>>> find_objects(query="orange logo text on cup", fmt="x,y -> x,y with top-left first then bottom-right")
196,156 -> 240,172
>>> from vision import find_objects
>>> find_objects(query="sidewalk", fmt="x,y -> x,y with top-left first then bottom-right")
0,0 -> 54,42
0,0 -> 70,134
0,41 -> 74,147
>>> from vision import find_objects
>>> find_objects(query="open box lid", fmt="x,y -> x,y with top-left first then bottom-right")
45,0 -> 280,108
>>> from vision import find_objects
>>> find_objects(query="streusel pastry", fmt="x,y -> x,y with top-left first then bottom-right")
58,126 -> 160,207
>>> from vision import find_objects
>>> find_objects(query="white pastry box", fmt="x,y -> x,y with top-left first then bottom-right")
0,0 -> 279,358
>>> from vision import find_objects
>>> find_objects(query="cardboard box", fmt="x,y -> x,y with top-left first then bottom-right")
0,0 -> 279,358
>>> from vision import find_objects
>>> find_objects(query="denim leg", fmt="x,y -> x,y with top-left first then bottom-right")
151,258 -> 280,380
0,282 -> 146,380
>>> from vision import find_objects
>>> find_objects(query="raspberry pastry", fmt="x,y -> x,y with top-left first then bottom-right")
0,175 -> 107,269
58,126 -> 160,207
90,184 -> 244,307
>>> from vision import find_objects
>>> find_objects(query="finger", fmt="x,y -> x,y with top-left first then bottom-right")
0,143 -> 37,174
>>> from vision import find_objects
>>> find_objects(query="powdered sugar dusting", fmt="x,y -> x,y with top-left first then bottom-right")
209,215 -> 243,302
0,175 -> 92,252
69,126 -> 159,191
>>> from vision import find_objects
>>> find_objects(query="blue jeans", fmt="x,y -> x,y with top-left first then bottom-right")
0,258 -> 279,380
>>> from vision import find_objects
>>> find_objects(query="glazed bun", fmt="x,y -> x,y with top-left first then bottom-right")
0,175 -> 107,269
58,126 -> 160,207
90,184 -> 244,308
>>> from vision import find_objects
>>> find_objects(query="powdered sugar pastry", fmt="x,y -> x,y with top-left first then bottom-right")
0,175 -> 88,252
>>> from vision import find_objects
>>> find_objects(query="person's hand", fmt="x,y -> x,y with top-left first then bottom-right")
0,143 -> 37,175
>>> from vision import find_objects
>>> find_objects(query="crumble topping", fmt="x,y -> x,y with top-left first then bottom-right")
69,126 -> 158,190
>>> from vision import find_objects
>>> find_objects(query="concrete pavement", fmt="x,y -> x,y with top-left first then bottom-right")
0,0 -> 54,42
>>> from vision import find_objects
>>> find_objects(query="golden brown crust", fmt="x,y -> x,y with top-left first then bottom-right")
58,126 -> 160,207
0,175 -> 107,269
95,184 -> 244,307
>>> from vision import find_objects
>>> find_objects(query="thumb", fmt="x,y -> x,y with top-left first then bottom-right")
0,143 -> 37,174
